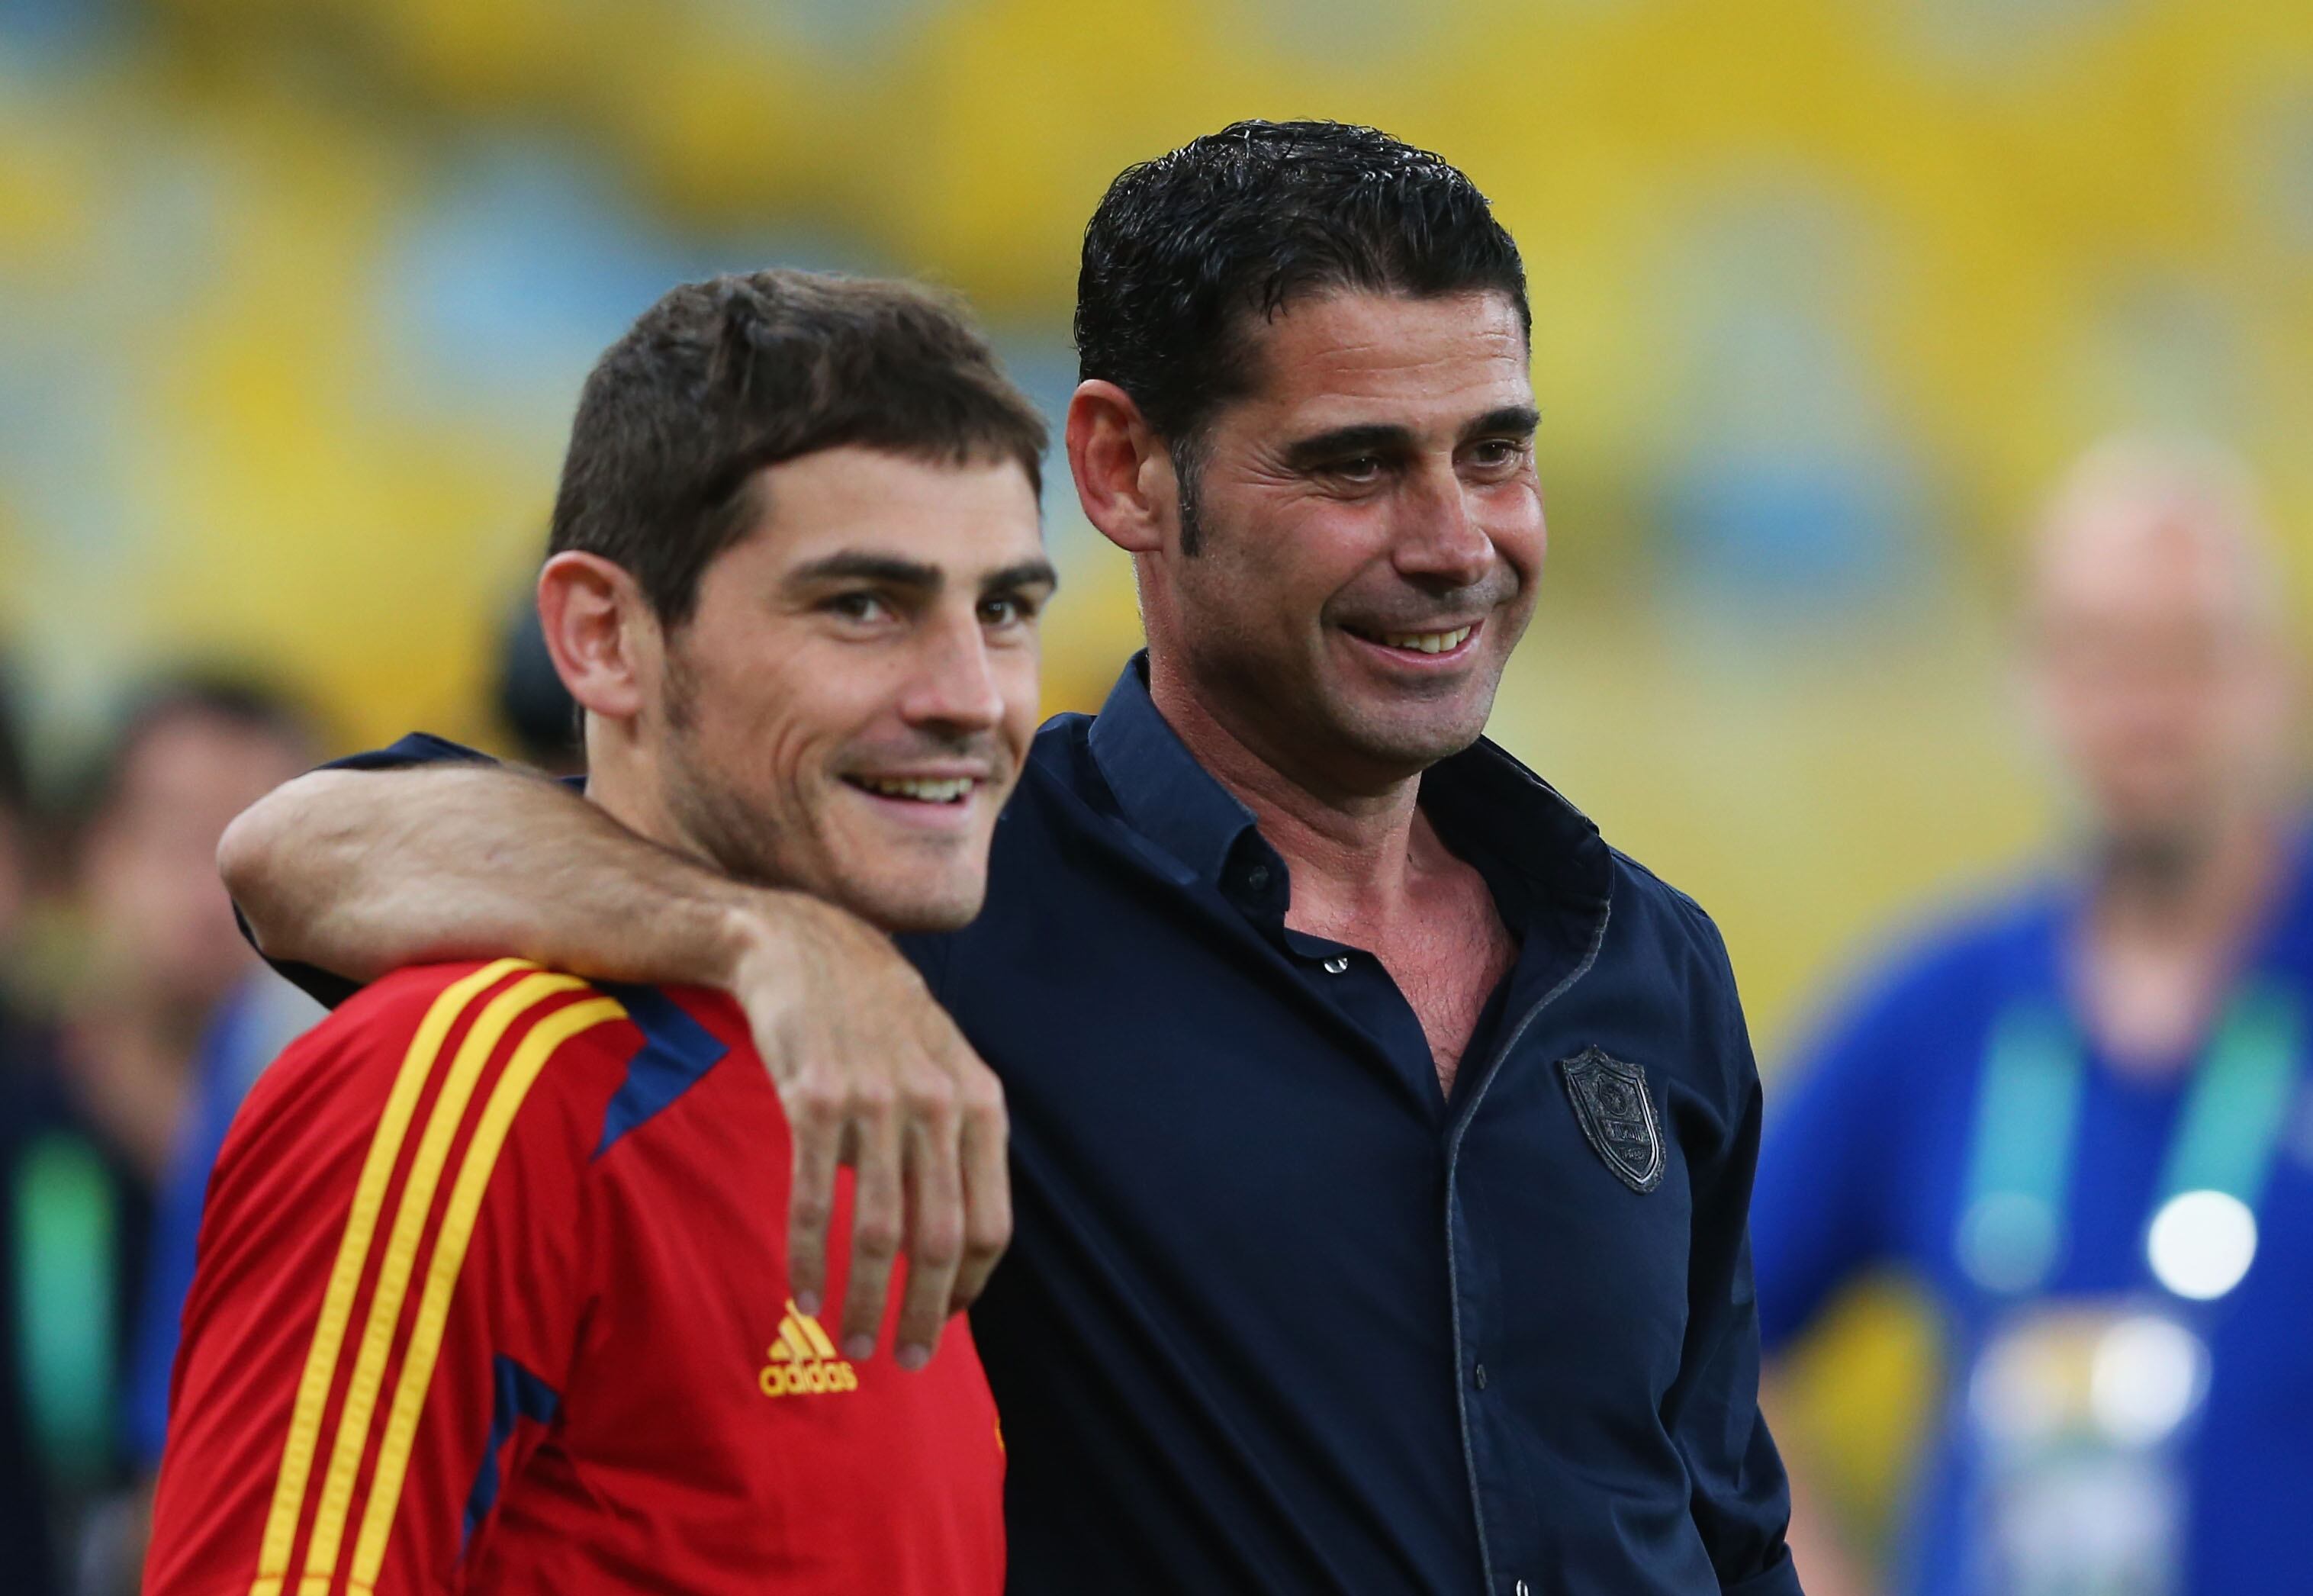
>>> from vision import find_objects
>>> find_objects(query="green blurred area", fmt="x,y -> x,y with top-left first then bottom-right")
5,0 -> 2311,1558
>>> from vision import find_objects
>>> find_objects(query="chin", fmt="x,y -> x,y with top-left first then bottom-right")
1324,672 -> 1499,748
838,877 -> 988,936
1337,705 -> 1492,772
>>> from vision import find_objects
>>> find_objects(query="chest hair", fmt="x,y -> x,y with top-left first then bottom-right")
1368,879 -> 1520,1098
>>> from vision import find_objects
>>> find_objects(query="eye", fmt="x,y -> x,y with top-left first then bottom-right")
826,590 -> 891,623
1327,455 -> 1385,483
979,593 -> 1040,628
1467,437 -> 1526,470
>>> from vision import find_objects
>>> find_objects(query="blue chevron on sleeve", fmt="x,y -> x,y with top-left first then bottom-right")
590,983 -> 731,1160
462,1353 -> 561,1549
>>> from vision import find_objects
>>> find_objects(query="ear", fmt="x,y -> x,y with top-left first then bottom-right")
1066,380 -> 1176,556
537,552 -> 655,724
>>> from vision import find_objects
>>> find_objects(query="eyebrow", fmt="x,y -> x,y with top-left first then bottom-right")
785,552 -> 1059,595
1279,406 -> 1542,471
982,558 -> 1060,594
788,552 -> 944,591
1280,423 -> 1414,472
1462,404 -> 1542,443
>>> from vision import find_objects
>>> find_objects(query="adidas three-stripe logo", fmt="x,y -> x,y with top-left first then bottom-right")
758,1301 -> 860,1398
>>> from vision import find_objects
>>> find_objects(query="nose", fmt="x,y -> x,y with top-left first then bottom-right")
1393,467 -> 1494,590
896,610 -> 1005,735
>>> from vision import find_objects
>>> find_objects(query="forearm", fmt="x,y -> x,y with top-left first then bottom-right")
220,765 -> 775,990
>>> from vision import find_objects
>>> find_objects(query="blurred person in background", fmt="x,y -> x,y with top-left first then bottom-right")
123,693 -> 329,1488
116,595 -> 573,1485
0,675 -> 315,1595
1752,438 -> 2311,1596
57,679 -> 317,1186
121,595 -> 577,1479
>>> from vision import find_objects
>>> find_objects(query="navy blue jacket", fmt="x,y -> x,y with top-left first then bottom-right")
292,657 -> 1800,1596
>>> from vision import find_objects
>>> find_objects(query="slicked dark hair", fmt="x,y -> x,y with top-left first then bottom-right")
551,269 -> 1048,627
1076,120 -> 1528,487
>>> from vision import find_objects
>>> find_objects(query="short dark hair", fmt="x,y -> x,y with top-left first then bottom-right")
550,269 -> 1049,628
1075,119 -> 1529,451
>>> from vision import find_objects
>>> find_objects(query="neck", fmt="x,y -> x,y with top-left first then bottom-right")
1146,654 -> 1426,923
2076,811 -> 2286,1073
582,729 -> 718,874
1145,652 -> 1518,1092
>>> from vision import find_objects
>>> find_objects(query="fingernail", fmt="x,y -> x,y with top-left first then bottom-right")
844,1334 -> 875,1362
793,1291 -> 821,1317
897,1344 -> 930,1372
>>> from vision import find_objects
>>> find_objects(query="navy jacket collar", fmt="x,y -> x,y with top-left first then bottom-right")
1086,653 -> 1260,887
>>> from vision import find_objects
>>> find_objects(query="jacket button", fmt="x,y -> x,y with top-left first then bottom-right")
1514,1582 -> 1530,1596
1245,865 -> 1271,891
1321,955 -> 1350,975
1473,1363 -> 1488,1390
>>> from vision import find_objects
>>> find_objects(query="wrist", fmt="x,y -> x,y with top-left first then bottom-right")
732,886 -> 929,1012
713,889 -> 803,993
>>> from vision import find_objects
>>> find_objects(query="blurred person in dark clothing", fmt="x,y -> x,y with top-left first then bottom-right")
124,606 -> 577,1487
0,675 -> 314,1596
121,600 -> 581,1472
1752,439 -> 2311,1596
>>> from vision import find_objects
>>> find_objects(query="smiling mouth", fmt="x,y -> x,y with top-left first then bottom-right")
1344,623 -> 1477,656
843,776 -> 979,806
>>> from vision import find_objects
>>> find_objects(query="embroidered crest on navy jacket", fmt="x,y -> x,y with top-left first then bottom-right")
1559,1047 -> 1665,1194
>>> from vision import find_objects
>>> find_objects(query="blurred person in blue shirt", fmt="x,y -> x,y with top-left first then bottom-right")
121,600 -> 573,1468
0,677 -> 313,1596
1753,438 -> 2311,1596
121,969 -> 321,1472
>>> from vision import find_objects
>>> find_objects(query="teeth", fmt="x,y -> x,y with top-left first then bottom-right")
1378,626 -> 1472,655
861,777 -> 975,803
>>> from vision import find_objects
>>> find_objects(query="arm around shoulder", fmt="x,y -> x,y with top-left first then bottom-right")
215,746 -> 1010,1366
220,759 -> 752,988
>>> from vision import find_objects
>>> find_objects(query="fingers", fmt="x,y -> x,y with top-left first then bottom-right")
732,896 -> 1005,1363
782,1068 -> 843,1319
950,1063 -> 1012,1317
837,1086 -> 905,1362
893,1087 -> 964,1371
